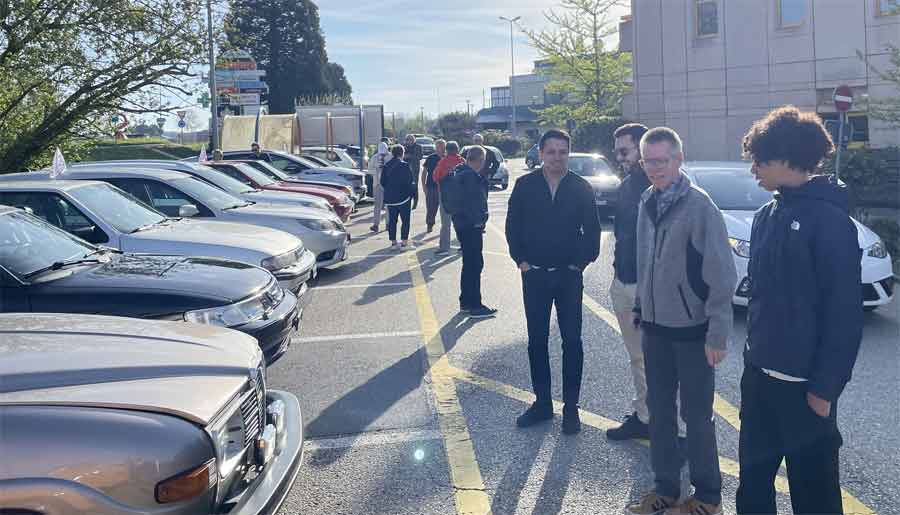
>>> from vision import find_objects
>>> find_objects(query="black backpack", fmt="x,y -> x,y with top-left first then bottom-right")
440,165 -> 466,216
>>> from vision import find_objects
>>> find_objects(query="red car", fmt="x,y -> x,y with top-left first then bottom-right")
205,161 -> 355,222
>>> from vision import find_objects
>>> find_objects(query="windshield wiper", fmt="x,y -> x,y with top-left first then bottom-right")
130,220 -> 166,233
24,252 -> 107,279
223,202 -> 253,210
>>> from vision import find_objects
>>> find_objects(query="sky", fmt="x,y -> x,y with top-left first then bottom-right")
162,0 -> 628,131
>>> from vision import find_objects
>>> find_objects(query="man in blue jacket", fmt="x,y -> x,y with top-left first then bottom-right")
736,106 -> 863,515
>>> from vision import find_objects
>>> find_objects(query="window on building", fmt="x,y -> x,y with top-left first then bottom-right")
695,0 -> 718,37
877,0 -> 900,16
778,0 -> 805,27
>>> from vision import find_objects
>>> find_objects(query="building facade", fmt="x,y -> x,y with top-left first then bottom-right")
623,0 -> 900,160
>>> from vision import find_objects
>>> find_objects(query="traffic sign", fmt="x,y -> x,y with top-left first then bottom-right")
176,110 -> 187,120
833,85 -> 853,112
177,119 -> 187,129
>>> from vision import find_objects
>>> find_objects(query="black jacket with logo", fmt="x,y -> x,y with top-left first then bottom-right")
613,167 -> 651,284
505,168 -> 601,270
746,175 -> 863,403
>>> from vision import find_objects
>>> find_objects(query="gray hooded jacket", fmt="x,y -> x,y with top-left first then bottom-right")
634,171 -> 737,349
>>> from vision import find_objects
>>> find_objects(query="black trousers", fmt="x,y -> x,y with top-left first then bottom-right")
387,202 -> 411,241
736,365 -> 844,515
522,268 -> 584,406
455,224 -> 484,308
643,331 -> 722,505
425,184 -> 440,227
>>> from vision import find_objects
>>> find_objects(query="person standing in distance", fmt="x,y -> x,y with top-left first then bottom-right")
404,134 -> 424,210
369,137 -> 391,232
506,129 -> 601,435
473,133 -> 500,179
736,106 -> 863,515
432,141 -> 465,255
422,139 -> 447,233
626,127 -> 736,515
606,123 -> 653,441
380,145 -> 415,249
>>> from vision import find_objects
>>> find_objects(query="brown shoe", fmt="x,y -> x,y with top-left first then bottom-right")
625,492 -> 677,515
664,497 -> 721,515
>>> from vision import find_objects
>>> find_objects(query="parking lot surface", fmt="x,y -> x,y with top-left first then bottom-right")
269,158 -> 898,515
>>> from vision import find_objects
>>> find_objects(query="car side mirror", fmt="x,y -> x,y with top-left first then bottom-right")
179,204 -> 200,217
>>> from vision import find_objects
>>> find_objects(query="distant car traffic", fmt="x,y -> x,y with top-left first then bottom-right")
2,168 -> 350,268
684,161 -> 895,309
416,137 -> 436,156
0,180 -> 314,292
567,153 -> 620,217
0,205 -> 302,364
461,145 -> 510,190
0,313 -> 303,514
526,144 -> 540,169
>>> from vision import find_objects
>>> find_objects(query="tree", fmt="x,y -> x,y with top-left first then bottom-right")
861,45 -> 900,128
520,0 -> 632,127
225,0 -> 352,114
0,0 -> 205,172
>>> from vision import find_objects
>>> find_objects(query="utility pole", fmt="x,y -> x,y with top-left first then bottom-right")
466,99 -> 472,117
420,106 -> 425,131
206,0 -> 218,151
499,15 -> 520,137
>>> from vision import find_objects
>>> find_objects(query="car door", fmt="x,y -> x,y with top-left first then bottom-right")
0,191 -> 110,245
107,178 -> 212,218
268,154 -> 311,175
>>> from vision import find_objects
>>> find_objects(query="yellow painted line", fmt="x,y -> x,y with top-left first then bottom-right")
406,253 -> 492,515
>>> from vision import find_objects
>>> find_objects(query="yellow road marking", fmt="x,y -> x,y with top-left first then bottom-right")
407,253 -> 492,515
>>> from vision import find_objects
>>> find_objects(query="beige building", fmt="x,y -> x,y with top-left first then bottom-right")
622,0 -> 900,160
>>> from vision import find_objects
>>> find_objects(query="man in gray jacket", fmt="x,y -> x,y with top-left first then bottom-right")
626,127 -> 736,515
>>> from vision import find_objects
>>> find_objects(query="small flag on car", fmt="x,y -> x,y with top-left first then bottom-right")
199,147 -> 208,162
49,147 -> 66,179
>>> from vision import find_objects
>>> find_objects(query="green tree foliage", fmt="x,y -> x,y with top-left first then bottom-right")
0,0 -> 205,172
435,113 -> 476,145
521,0 -> 631,127
862,44 -> 900,128
225,0 -> 351,114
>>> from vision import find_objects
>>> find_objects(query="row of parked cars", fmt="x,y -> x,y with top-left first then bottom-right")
0,150 -> 371,514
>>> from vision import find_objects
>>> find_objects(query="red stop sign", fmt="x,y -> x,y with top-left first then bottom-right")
833,85 -> 853,112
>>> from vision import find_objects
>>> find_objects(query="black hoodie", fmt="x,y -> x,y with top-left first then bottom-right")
746,175 -> 863,403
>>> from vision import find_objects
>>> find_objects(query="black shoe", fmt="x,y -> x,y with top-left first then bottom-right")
459,305 -> 476,313
516,402 -> 553,428
468,305 -> 498,318
562,405 -> 581,435
606,412 -> 649,441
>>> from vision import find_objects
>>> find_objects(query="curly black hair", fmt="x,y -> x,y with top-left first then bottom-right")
741,106 -> 835,173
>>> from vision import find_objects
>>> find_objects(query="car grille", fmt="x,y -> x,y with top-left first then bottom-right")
240,367 -> 266,447
880,278 -> 894,297
863,283 -> 880,302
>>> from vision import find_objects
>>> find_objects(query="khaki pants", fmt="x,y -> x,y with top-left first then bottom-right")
610,277 -> 650,423
371,168 -> 384,229
438,204 -> 452,251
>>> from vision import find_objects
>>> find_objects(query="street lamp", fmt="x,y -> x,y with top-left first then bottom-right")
499,15 -> 520,138
206,0 -> 218,151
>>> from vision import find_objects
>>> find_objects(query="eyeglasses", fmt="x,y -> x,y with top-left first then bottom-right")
640,158 -> 672,169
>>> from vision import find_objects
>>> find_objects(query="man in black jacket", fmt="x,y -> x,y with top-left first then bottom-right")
453,145 -> 497,318
422,139 -> 446,233
736,106 -> 863,515
606,123 -> 653,441
473,133 -> 500,178
505,129 -> 602,434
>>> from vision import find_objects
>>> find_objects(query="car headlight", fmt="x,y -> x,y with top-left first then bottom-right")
261,246 -> 304,271
299,218 -> 338,231
205,396 -> 249,479
184,281 -> 282,327
729,237 -> 751,258
867,241 -> 889,259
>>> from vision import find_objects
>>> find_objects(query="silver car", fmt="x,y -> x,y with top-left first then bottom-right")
2,169 -> 351,268
0,313 -> 303,515
0,180 -> 315,292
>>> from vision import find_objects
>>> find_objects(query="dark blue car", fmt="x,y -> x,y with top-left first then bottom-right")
526,144 -> 540,169
0,205 -> 300,365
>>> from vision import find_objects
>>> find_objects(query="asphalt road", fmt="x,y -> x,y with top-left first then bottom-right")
268,158 -> 899,515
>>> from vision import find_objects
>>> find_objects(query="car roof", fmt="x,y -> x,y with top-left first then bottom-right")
35,167 -> 193,181
0,204 -> 18,215
71,159 -> 202,172
684,161 -> 751,171
0,178 -> 109,192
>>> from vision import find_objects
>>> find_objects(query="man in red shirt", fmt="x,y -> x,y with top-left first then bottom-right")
432,141 -> 465,255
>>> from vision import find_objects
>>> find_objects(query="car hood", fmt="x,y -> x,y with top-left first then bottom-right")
582,174 -> 622,191
308,166 -> 364,177
133,218 -> 300,256
0,314 -> 260,425
245,188 -> 327,207
721,209 -> 877,248
41,254 -> 272,304
234,201 -> 337,221
271,182 -> 346,201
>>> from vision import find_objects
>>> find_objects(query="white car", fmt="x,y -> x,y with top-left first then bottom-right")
2,169 -> 351,268
301,147 -> 361,170
685,162 -> 895,310
0,180 -> 315,293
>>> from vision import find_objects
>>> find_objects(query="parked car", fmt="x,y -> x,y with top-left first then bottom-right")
567,152 -> 621,217
684,161 -> 895,309
0,205 -> 302,364
72,160 -> 336,214
3,169 -> 350,268
461,145 -> 510,190
207,161 -> 354,222
0,313 -> 303,514
0,180 -> 314,292
300,146 -> 360,171
416,137 -> 436,156
335,144 -> 368,167
526,144 -> 540,169
219,149 -> 367,199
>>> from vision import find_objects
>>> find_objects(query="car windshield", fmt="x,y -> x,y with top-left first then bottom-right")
416,138 -> 434,145
69,183 -> 165,233
691,167 -> 773,211
194,165 -> 257,194
569,156 -> 614,177
0,210 -> 96,277
244,160 -> 290,181
300,154 -> 333,167
233,163 -> 278,186
171,177 -> 248,210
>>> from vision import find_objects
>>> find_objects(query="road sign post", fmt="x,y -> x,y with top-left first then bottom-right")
833,85 -> 853,181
